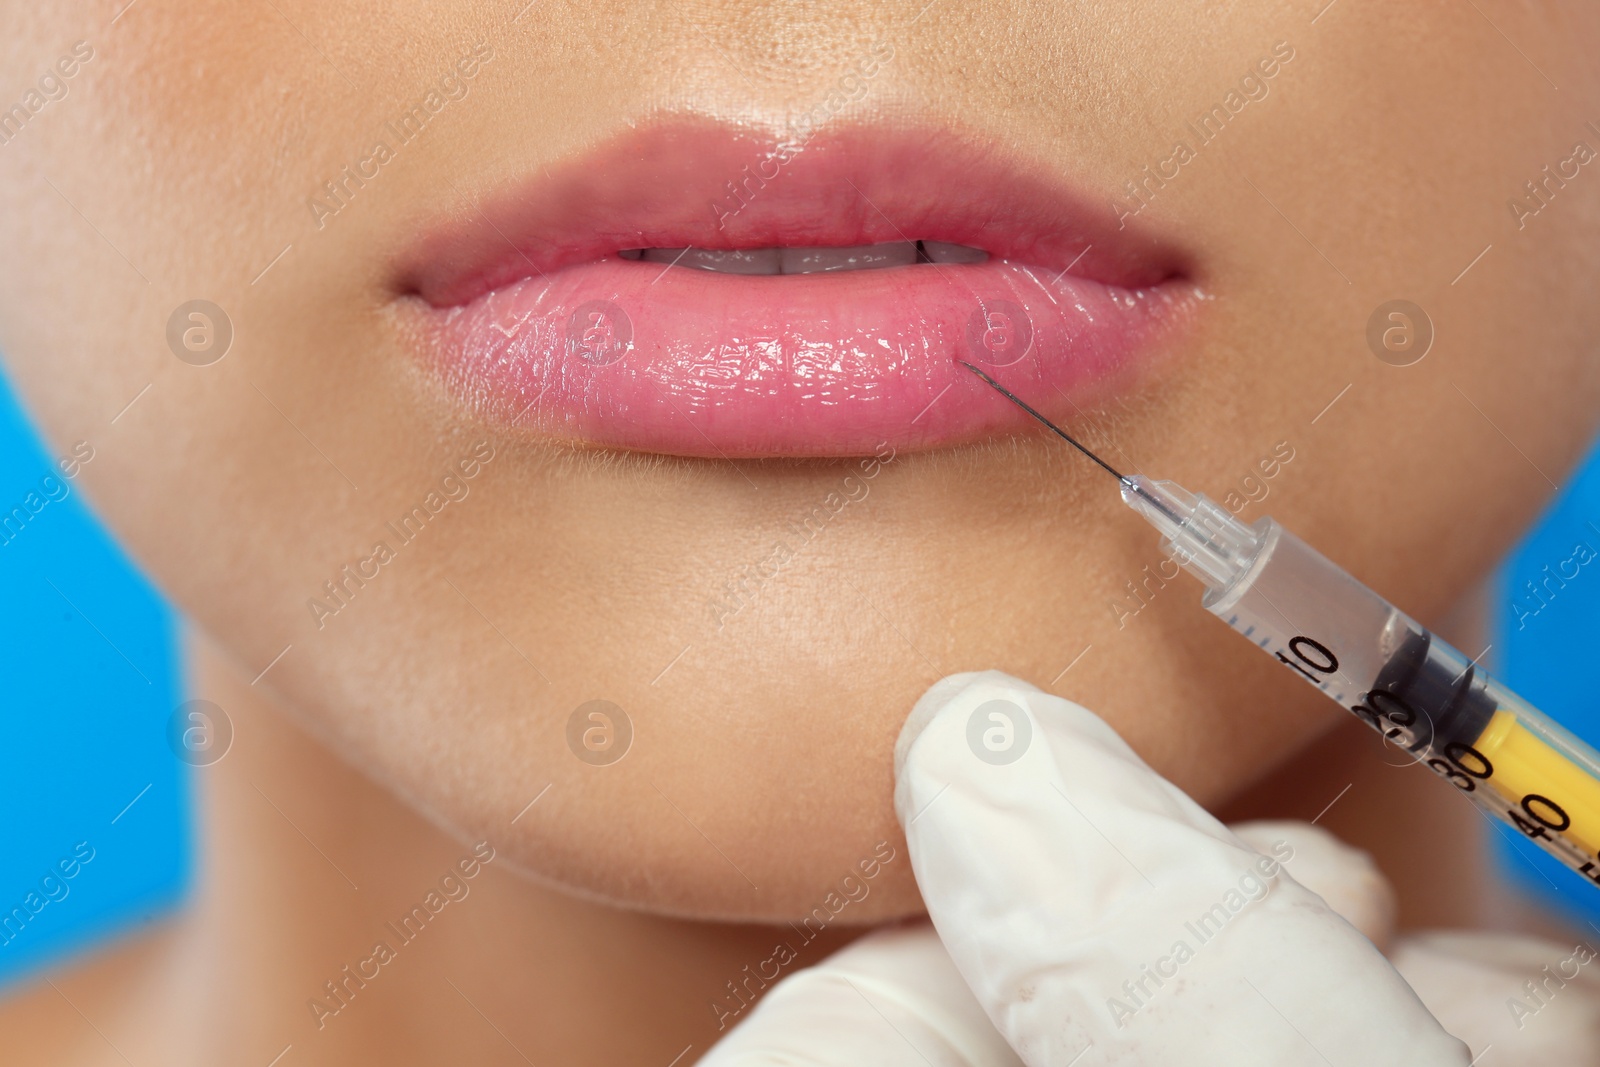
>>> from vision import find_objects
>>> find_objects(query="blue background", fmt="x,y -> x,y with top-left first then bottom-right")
1495,439 -> 1600,922
0,359 -> 1595,991
0,369 -> 188,991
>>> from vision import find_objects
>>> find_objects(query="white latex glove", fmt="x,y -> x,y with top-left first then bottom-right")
702,671 -> 1600,1066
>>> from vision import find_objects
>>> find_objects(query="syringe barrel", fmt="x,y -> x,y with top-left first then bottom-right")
1192,516 -> 1600,887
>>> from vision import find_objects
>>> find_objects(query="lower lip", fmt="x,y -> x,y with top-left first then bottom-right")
405,257 -> 1201,458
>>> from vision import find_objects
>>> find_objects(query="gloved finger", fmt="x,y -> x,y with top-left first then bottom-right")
1391,930 -> 1600,1066
1230,820 -> 1397,950
894,670 -> 1471,1067
699,923 -> 1024,1066
698,831 -> 1399,1067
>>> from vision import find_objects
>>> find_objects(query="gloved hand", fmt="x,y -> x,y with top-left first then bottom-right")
702,671 -> 1600,1066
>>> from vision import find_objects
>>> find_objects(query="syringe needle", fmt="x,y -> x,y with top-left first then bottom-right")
957,361 -> 1127,483
957,361 -> 1191,530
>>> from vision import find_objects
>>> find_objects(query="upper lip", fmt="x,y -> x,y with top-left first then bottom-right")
394,116 -> 1191,307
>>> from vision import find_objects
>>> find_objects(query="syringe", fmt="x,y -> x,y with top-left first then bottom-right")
963,362 -> 1600,890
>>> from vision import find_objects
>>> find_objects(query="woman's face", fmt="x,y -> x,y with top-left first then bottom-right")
4,2 -> 1597,922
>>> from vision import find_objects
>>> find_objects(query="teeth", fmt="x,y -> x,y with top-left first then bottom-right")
780,242 -> 918,273
920,240 -> 988,265
623,241 -> 988,275
640,247 -> 782,274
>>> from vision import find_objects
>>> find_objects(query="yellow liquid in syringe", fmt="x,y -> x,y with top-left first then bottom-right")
1470,710 -> 1600,865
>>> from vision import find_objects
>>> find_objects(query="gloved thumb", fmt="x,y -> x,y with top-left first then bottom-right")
894,670 -> 1470,1066
1231,820 -> 1397,950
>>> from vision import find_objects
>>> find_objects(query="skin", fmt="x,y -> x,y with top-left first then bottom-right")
2,0 -> 1599,1061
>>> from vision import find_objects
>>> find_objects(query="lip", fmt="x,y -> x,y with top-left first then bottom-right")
393,119 -> 1203,458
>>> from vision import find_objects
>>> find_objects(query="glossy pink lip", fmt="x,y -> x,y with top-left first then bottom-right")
393,120 -> 1202,458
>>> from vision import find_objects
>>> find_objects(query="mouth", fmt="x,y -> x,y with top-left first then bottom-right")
393,119 -> 1202,459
